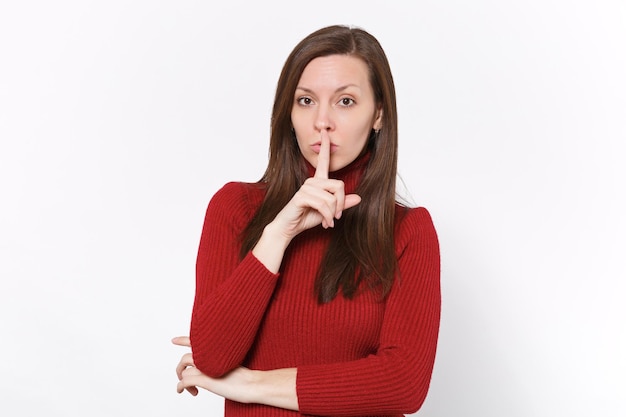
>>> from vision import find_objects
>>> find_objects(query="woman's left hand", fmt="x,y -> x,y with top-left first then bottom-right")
172,336 -> 255,403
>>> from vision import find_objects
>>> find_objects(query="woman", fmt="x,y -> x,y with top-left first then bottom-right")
173,25 -> 441,416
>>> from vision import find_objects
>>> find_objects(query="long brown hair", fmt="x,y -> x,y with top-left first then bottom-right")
240,25 -> 400,303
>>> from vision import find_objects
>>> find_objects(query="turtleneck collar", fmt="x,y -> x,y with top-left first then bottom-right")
304,151 -> 371,195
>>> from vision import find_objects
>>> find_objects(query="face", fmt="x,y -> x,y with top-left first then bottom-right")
291,54 -> 383,172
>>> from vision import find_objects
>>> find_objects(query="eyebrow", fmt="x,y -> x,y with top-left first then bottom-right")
295,84 -> 361,94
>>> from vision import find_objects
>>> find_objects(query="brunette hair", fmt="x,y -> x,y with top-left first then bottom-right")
240,25 -> 400,303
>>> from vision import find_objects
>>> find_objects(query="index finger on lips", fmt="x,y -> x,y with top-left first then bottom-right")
314,130 -> 330,179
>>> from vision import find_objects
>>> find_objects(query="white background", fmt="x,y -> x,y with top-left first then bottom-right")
1,1 -> 624,416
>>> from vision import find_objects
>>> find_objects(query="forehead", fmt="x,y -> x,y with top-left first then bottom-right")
297,54 -> 371,91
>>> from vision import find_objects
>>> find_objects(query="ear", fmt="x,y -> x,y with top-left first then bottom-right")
373,107 -> 383,131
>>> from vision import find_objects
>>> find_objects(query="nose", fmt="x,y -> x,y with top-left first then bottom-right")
314,105 -> 334,132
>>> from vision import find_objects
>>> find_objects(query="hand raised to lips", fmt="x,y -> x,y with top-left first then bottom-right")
250,129 -> 362,273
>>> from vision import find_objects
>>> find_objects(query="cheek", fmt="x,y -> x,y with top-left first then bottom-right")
344,116 -> 374,146
291,107 -> 308,130
292,130 -> 317,165
294,136 -> 306,154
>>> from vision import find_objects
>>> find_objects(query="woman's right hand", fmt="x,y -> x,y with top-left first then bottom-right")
272,130 -> 361,241
251,130 -> 361,273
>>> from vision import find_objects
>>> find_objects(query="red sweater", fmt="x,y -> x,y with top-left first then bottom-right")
190,156 -> 441,417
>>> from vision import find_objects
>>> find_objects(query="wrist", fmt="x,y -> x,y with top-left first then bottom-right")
248,368 -> 299,410
262,221 -> 292,250
246,369 -> 264,404
251,222 -> 291,274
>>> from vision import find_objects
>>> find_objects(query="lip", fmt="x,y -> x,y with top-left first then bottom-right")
311,142 -> 338,153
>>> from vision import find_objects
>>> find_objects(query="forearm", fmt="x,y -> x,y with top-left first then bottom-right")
176,362 -> 298,411
191,253 -> 279,376
296,340 -> 438,415
248,367 -> 298,411
192,201 -> 293,375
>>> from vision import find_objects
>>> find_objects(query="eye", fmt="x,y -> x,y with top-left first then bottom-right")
338,97 -> 355,107
297,97 -> 314,106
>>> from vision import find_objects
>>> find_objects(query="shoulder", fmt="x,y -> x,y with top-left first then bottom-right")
204,181 -> 266,229
395,205 -> 437,233
394,205 -> 439,254
209,181 -> 266,207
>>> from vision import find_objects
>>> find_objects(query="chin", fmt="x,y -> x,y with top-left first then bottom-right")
329,162 -> 347,172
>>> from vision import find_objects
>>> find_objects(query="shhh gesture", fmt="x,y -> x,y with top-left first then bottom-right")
251,130 -> 361,273
278,129 -> 361,235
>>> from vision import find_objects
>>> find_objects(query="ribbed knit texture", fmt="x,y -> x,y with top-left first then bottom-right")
190,155 -> 441,417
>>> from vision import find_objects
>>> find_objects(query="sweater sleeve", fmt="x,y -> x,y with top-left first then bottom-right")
296,207 -> 441,416
190,182 -> 279,377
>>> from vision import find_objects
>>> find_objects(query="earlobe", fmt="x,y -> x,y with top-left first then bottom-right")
373,108 -> 383,131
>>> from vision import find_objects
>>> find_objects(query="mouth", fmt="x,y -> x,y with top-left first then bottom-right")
311,142 -> 338,153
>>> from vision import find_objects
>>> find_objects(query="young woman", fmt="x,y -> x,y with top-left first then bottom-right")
173,25 -> 441,416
